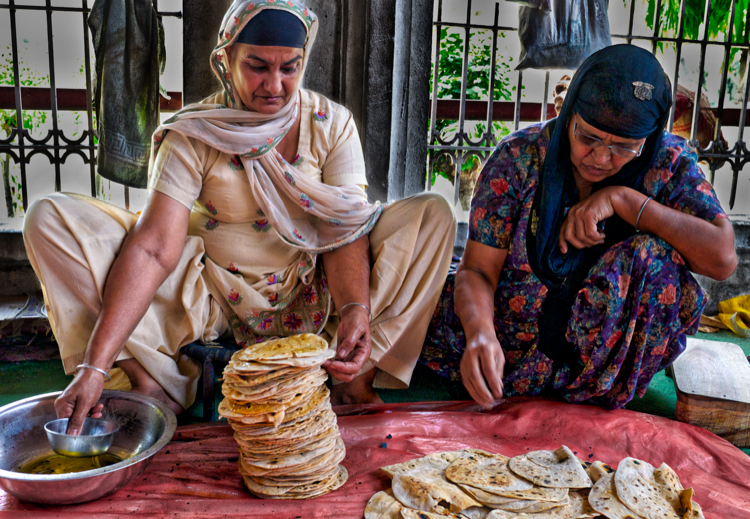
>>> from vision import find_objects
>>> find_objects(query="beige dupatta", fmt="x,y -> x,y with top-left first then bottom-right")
150,0 -> 382,265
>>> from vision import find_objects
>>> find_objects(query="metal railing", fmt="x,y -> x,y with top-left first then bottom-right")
0,0 -> 182,215
428,0 -> 750,212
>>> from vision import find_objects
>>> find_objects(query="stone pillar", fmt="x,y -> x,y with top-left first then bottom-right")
387,0 -> 433,201
182,0 -> 230,105
363,0 -> 398,203
305,0 -> 399,203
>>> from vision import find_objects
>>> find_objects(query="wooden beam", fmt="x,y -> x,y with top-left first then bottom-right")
0,87 -> 183,112
432,99 -> 749,127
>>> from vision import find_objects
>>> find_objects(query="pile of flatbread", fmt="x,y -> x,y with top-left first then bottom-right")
218,333 -> 348,499
365,446 -> 704,519
589,457 -> 704,519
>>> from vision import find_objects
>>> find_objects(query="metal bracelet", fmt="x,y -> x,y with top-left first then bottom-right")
75,363 -> 112,382
634,196 -> 652,233
338,302 -> 372,321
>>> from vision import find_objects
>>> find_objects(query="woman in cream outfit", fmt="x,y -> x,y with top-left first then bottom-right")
23,0 -> 455,433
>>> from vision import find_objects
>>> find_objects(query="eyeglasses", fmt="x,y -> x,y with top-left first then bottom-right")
572,115 -> 645,158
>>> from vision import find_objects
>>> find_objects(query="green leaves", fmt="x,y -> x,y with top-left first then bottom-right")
0,43 -> 50,88
429,27 -> 519,186
0,109 -> 48,138
644,0 -> 749,103
433,28 -> 514,102
646,0 -> 750,43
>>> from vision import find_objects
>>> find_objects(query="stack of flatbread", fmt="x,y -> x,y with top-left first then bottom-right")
365,446 -> 704,519
218,333 -> 348,499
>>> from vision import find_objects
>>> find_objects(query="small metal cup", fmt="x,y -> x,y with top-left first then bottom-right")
44,418 -> 120,457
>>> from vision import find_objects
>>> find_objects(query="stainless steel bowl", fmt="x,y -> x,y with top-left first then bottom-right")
0,390 -> 177,505
45,417 -> 120,457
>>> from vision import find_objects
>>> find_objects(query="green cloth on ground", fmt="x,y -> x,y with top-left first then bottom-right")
0,360 -> 70,408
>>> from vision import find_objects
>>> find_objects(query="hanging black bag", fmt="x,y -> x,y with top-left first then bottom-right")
514,0 -> 611,70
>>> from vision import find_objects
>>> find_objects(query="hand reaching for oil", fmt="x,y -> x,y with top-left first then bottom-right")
54,367 -> 106,435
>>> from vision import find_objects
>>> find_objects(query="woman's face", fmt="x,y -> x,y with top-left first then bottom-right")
226,43 -> 304,114
567,113 -> 646,189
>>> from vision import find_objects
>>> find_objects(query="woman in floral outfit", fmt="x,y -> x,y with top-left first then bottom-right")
421,45 -> 736,410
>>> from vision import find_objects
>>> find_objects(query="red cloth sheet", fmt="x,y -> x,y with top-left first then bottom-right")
2,399 -> 749,518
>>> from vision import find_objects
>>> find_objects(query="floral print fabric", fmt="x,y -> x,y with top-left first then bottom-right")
421,122 -> 727,409
149,89 -> 368,346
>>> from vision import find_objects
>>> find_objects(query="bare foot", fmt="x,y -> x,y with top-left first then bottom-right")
117,359 -> 184,415
330,368 -> 384,406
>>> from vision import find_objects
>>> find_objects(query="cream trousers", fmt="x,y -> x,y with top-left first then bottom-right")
23,192 -> 455,408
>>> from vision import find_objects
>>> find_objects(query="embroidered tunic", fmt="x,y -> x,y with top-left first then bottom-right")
149,89 -> 366,344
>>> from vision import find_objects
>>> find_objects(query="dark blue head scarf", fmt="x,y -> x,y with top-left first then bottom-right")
526,44 -> 672,365
236,9 -> 307,48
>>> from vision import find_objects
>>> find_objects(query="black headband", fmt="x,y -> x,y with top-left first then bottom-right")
236,9 -> 307,48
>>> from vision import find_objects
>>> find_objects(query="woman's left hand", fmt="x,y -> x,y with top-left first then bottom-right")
558,186 -> 618,254
323,305 -> 371,383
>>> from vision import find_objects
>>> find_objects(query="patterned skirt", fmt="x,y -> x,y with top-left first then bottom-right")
420,234 -> 706,409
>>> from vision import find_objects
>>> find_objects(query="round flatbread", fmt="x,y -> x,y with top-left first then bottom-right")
218,398 -> 287,427
381,449 -> 481,478
485,490 -> 596,518
446,451 -> 534,493
400,508 -> 467,518
243,464 -> 347,500
459,484 -> 568,504
589,473 -> 641,519
613,458 -> 681,519
586,460 -> 614,484
242,465 -> 340,497
228,348 -> 334,371
239,436 -> 345,478
365,490 -> 404,519
459,506 -> 494,519
235,407 -> 337,441
492,496 -> 569,513
392,471 -> 481,515
680,488 -> 705,519
509,446 -> 592,489
232,333 -> 329,361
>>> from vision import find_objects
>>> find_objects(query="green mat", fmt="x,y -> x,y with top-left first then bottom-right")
0,357 -> 70,408
1,331 -> 748,455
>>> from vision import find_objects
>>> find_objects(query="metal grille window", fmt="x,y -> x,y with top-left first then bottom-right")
0,0 -> 183,217
428,0 -> 750,219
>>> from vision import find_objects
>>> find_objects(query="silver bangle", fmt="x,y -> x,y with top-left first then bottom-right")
338,302 -> 372,320
75,363 -> 112,382
635,196 -> 652,232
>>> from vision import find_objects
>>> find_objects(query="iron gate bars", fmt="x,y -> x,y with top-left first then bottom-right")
428,0 -> 750,211
0,0 -> 182,214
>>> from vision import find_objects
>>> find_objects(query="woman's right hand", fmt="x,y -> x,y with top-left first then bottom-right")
460,331 -> 506,409
52,190 -> 191,436
454,240 -> 509,410
54,369 -> 105,436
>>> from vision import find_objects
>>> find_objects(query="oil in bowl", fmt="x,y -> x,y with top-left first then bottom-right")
17,452 -> 124,475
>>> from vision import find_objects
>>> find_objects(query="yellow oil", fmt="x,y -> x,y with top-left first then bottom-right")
17,452 -> 123,475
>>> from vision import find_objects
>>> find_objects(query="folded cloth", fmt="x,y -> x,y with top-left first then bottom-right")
88,0 -> 165,188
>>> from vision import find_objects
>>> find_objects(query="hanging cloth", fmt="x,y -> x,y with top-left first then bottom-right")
88,0 -> 165,188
